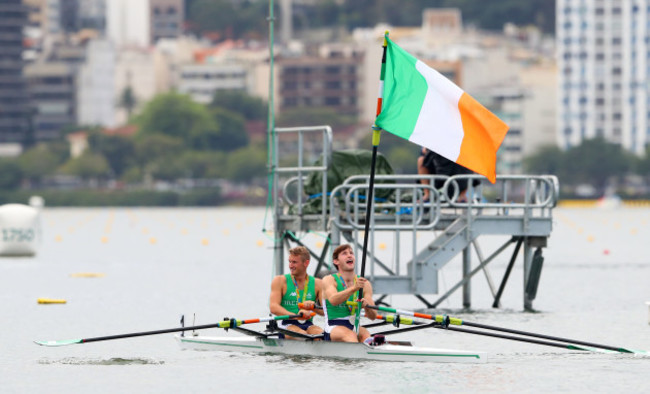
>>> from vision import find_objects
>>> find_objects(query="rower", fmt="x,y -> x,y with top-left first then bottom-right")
269,246 -> 324,339
322,244 -> 377,342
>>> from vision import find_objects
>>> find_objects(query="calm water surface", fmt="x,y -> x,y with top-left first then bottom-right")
2,207 -> 649,393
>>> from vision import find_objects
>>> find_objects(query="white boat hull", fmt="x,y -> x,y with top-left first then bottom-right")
176,335 -> 487,363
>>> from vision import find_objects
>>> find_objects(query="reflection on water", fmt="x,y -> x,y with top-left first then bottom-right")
38,357 -> 164,365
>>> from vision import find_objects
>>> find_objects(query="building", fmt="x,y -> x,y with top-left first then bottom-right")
0,0 -> 30,146
150,0 -> 183,43
24,62 -> 77,141
107,0 -> 150,48
77,39 -> 116,127
557,0 -> 650,155
278,44 -> 364,117
178,62 -> 251,104
114,47 -> 156,124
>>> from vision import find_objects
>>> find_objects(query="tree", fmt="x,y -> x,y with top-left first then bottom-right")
210,90 -> 267,121
118,86 -> 138,120
59,152 -> 111,180
563,138 -> 631,193
18,144 -> 67,185
226,145 -> 267,182
187,0 -> 268,39
88,132 -> 136,177
276,107 -> 356,129
134,134 -> 185,166
523,145 -> 566,177
0,159 -> 23,189
200,107 -> 248,151
136,92 -> 219,147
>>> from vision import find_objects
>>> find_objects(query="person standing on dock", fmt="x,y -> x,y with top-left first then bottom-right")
269,246 -> 324,338
322,244 -> 377,342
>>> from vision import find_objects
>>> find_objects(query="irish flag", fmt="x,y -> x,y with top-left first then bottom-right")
375,37 -> 509,183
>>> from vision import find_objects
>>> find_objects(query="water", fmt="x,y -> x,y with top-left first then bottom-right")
2,207 -> 649,393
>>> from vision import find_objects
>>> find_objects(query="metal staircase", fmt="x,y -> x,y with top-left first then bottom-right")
270,125 -> 558,310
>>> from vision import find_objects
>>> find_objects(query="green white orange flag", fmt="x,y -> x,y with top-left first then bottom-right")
375,36 -> 509,183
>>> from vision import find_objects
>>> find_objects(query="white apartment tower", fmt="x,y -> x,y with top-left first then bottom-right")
557,0 -> 649,155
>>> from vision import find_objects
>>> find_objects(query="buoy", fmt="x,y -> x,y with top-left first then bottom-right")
378,242 -> 387,250
149,237 -> 157,245
70,273 -> 105,278
201,238 -> 209,246
222,229 -> 230,236
256,240 -> 264,247
181,228 -> 189,235
587,235 -> 594,242
55,235 -> 63,242
101,236 -> 109,243
0,203 -> 41,256
38,298 -> 66,304
315,241 -> 324,248
603,249 -> 610,255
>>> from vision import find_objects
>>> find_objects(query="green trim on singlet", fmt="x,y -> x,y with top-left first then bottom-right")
325,274 -> 355,320
280,274 -> 316,318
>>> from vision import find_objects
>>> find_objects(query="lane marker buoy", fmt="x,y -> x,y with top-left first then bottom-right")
38,298 -> 66,304
70,273 -> 105,278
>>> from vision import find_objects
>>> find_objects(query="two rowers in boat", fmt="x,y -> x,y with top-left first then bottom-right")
269,244 -> 377,342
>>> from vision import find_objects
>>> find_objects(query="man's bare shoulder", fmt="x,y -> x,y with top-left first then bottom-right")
271,275 -> 287,286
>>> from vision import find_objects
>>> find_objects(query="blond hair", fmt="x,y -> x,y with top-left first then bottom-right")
289,246 -> 310,262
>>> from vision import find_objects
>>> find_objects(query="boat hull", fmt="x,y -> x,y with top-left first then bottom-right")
176,335 -> 487,363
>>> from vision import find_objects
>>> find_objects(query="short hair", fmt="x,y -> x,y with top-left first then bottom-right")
332,244 -> 352,269
289,246 -> 310,262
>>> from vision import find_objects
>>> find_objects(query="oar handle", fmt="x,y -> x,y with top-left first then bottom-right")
298,303 -> 323,310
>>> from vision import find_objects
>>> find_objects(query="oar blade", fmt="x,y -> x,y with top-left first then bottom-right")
34,339 -> 82,347
568,344 -> 649,355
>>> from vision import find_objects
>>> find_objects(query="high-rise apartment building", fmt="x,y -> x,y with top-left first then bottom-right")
150,0 -> 183,43
278,44 -> 363,117
0,0 -> 30,145
557,0 -> 649,155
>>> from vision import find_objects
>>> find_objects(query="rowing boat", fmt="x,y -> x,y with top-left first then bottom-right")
175,334 -> 487,363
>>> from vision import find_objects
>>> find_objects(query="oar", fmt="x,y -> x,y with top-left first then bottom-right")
372,315 -> 619,352
358,304 -> 648,355
34,314 -> 307,347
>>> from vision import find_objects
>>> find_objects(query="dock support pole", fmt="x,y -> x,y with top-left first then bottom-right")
523,238 -> 534,311
462,246 -> 471,308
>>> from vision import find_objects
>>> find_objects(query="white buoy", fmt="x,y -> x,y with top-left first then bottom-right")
0,204 -> 41,256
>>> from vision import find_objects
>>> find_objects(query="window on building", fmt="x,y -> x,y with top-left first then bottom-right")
167,7 -> 176,15
324,97 -> 340,105
613,113 -> 622,120
325,81 -> 341,89
325,66 -> 340,74
596,98 -> 605,105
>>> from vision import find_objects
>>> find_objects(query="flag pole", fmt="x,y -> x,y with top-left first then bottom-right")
355,31 -> 389,333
